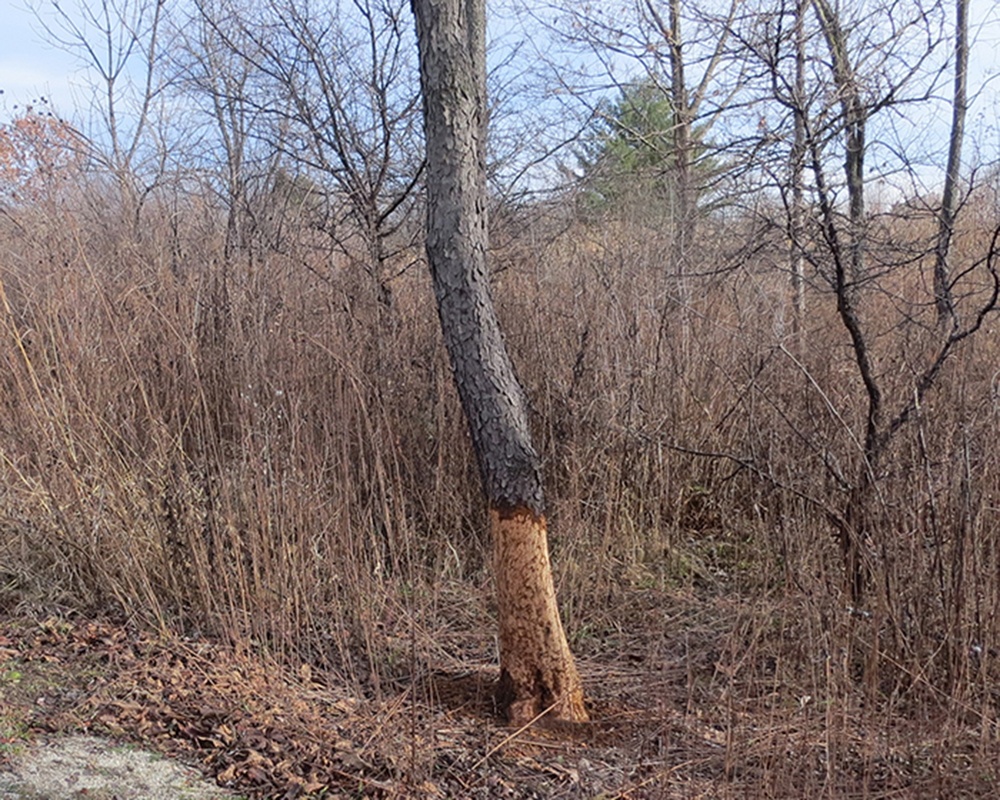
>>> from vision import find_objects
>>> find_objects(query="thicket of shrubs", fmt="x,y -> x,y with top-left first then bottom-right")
1,163 -> 999,726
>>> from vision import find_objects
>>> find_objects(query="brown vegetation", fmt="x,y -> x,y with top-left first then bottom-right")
1,149 -> 999,794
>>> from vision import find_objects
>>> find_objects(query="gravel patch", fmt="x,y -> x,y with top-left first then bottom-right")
0,735 -> 237,800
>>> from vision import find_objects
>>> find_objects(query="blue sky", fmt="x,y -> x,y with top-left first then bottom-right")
3,0 -> 1000,198
0,2 -> 87,116
5,1 -> 996,119
3,2 -> 999,110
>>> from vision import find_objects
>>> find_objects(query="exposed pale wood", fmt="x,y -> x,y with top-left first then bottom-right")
492,507 -> 587,725
411,0 -> 586,723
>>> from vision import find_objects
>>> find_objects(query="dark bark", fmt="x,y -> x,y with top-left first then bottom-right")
411,0 -> 541,514
411,0 -> 585,723
810,0 -> 878,600
812,0 -> 866,285
809,132 -> 881,601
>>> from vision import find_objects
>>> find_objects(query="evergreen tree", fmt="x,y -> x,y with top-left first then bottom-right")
575,78 -> 712,223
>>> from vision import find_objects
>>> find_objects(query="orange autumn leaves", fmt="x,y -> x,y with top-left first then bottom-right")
0,109 -> 83,204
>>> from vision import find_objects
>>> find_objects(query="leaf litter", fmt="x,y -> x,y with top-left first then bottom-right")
4,588 -> 1000,798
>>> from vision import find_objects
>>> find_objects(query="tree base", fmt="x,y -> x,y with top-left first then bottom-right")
491,507 -> 588,726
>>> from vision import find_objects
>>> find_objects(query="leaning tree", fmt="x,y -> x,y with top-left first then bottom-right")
410,0 -> 587,724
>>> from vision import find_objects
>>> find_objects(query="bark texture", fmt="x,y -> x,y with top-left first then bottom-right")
411,0 -> 586,724
493,508 -> 587,725
934,0 -> 968,328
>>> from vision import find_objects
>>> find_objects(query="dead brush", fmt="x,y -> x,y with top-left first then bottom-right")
1,174 -> 1000,795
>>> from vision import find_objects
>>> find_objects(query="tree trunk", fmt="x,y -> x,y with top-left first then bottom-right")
934,0 -> 968,329
411,0 -> 586,725
790,0 -> 807,339
667,0 -> 692,358
812,0 -> 866,285
811,0 -> 882,601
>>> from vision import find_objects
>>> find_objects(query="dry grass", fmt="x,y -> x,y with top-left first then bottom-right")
1,179 -> 1000,797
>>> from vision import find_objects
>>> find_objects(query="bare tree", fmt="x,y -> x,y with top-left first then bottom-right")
170,0 -> 268,262
528,0 -> 744,361
933,0 -> 969,328
34,0 -> 170,230
732,0 -> 999,601
638,0 -> 739,273
789,0 -> 807,334
411,0 -> 587,725
197,0 -> 425,307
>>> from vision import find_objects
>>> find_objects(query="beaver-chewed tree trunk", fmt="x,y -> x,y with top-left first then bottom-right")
411,0 -> 586,725
492,508 -> 587,723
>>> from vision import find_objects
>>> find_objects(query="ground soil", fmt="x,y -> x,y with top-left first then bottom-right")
2,588 -> 999,799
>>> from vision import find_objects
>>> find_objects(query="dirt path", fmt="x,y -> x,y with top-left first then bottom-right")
0,734 -> 237,800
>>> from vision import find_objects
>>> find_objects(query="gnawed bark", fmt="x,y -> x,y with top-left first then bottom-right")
493,507 -> 586,725
411,0 -> 587,724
